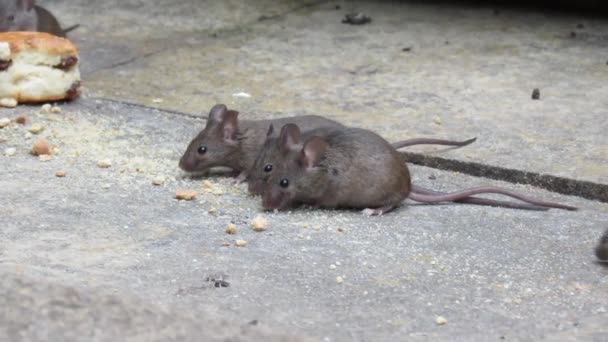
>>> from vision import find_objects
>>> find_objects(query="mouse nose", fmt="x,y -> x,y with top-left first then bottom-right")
179,155 -> 195,171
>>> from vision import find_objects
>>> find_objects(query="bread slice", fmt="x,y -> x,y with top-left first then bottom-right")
0,32 -> 81,104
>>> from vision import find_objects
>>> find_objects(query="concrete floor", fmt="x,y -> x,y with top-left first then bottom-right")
1,1 -> 607,341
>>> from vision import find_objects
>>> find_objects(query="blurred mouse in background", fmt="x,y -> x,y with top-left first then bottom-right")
0,0 -> 79,37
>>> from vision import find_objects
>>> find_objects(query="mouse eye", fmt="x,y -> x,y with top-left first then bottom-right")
7,15 -> 14,22
197,145 -> 207,154
279,179 -> 289,188
264,164 -> 273,173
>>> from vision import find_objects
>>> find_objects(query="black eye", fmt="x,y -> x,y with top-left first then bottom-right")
7,15 -> 15,22
279,179 -> 289,188
264,164 -> 273,173
197,145 -> 207,154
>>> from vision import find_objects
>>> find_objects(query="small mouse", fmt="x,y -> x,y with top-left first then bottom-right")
248,123 -> 476,196
180,104 -> 477,183
0,0 -> 79,37
248,125 -> 548,210
596,229 -> 608,262
259,124 -> 577,215
179,104 -> 344,182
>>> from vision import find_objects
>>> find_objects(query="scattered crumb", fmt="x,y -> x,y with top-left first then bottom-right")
97,159 -> 112,168
250,215 -> 268,232
101,183 -> 111,189
232,92 -> 252,98
532,88 -> 540,100
336,276 -> 344,284
55,170 -> 66,177
40,104 -> 52,113
4,147 -> 16,156
435,316 -> 448,325
434,116 -> 442,125
329,264 -> 337,269
0,118 -> 11,128
176,189 -> 197,200
50,106 -> 62,114
0,98 -> 17,108
225,223 -> 237,235
15,115 -> 26,125
152,176 -> 165,185
31,138 -> 51,156
208,207 -> 217,214
201,180 -> 224,195
221,242 -> 231,246
28,123 -> 45,134
152,98 -> 164,103
38,154 -> 53,162
235,239 -> 248,247
337,227 -> 345,232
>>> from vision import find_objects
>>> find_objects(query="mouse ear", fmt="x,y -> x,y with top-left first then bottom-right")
222,110 -> 240,143
18,0 -> 35,11
279,124 -> 301,153
266,124 -> 274,137
301,136 -> 327,169
208,104 -> 228,122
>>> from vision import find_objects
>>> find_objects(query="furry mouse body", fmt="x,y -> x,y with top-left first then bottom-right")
0,0 -> 78,37
179,104 -> 476,182
258,124 -> 576,215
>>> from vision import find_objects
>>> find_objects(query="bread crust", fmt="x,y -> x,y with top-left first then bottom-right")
0,32 -> 80,103
0,32 -> 79,56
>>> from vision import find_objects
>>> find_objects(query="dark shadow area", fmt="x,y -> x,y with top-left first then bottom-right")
398,0 -> 608,15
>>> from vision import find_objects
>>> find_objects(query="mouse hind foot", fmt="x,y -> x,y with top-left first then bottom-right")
361,204 -> 397,216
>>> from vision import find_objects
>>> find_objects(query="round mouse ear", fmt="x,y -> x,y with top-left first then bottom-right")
301,136 -> 328,169
222,110 -> 240,142
208,104 -> 228,122
279,124 -> 301,153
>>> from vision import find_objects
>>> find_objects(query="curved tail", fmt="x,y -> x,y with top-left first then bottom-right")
63,24 -> 80,35
408,186 -> 577,211
391,137 -> 476,149
411,185 -> 549,211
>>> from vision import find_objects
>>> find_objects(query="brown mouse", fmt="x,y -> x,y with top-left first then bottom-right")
180,104 -> 477,183
179,104 -> 344,181
596,229 -> 608,262
247,124 -> 477,195
259,124 -> 577,215
248,125 -> 548,210
0,0 -> 78,37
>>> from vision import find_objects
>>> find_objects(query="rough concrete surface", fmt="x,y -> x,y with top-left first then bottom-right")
1,0 -> 608,341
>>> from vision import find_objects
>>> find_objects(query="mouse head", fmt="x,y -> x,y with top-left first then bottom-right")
0,0 -> 37,32
261,124 -> 329,210
179,104 -> 242,173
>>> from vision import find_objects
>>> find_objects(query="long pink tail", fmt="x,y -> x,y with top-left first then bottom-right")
411,185 -> 548,211
409,186 -> 576,211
